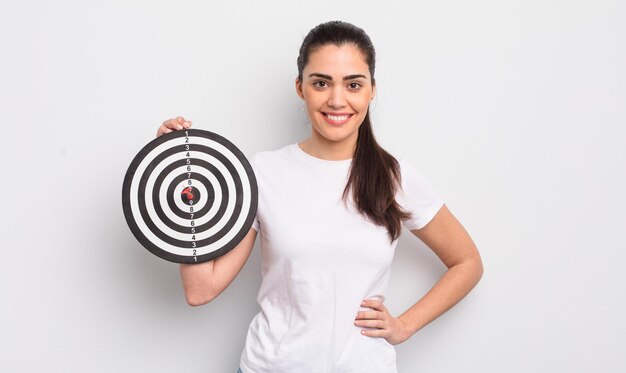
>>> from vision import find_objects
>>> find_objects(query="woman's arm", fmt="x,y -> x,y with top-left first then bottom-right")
356,204 -> 483,344
156,116 -> 259,307
180,227 -> 258,306
398,204 -> 483,335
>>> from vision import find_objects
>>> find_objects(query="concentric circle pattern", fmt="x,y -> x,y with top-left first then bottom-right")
122,129 -> 258,264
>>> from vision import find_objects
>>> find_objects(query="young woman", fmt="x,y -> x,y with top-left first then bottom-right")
156,21 -> 483,373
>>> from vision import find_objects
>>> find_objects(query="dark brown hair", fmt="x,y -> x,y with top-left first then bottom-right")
297,21 -> 412,242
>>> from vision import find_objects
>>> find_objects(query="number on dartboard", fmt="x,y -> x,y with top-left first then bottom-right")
184,125 -> 198,258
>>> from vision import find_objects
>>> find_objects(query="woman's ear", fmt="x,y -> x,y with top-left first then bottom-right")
295,78 -> 305,100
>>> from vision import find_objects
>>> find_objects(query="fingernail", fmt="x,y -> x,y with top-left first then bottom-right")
177,125 -> 183,130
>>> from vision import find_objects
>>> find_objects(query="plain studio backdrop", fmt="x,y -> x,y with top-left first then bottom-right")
1,1 -> 624,372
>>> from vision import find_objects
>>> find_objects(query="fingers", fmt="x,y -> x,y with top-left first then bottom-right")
156,116 -> 193,138
360,326 -> 390,338
356,310 -> 382,320
361,299 -> 386,311
355,299 -> 409,344
356,317 -> 390,338
354,318 -> 386,329
355,309 -> 386,328
356,299 -> 391,337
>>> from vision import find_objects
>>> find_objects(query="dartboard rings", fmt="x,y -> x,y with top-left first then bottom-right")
122,129 -> 258,264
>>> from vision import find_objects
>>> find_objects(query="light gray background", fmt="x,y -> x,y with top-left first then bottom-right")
1,1 -> 624,372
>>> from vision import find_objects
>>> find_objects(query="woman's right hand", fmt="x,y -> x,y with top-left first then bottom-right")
157,116 -> 193,138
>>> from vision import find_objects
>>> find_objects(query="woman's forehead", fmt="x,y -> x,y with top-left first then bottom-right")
304,44 -> 370,78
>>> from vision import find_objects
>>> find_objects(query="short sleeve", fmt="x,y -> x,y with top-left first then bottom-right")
250,152 -> 260,232
397,158 -> 444,230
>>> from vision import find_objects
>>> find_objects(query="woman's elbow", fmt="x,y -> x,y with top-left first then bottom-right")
472,253 -> 484,283
183,287 -> 218,307
185,293 -> 214,307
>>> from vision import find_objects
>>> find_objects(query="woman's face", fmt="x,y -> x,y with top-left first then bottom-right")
296,43 -> 375,147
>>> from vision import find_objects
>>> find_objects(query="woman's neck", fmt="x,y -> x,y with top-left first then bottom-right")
298,133 -> 357,161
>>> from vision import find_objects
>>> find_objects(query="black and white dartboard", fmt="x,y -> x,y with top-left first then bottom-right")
122,129 -> 258,264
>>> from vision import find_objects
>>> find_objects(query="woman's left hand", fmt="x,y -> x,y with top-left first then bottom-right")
355,299 -> 411,345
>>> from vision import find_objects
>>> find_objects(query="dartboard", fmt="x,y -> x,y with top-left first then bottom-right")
122,129 -> 258,264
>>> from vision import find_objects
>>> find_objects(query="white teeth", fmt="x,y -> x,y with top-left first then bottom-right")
327,114 -> 349,121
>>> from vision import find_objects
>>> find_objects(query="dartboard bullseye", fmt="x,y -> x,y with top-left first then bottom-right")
122,129 -> 258,264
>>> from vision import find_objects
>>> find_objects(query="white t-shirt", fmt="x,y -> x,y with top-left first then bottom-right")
239,143 -> 444,373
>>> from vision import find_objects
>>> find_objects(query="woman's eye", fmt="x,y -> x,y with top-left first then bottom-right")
313,81 -> 328,88
348,82 -> 361,90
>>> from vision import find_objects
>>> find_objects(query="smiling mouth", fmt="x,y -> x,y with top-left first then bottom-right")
323,113 -> 353,125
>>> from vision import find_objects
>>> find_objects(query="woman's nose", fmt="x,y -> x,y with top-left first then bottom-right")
327,87 -> 346,108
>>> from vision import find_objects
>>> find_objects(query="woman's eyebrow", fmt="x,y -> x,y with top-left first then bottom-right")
343,74 -> 367,81
308,73 -> 368,81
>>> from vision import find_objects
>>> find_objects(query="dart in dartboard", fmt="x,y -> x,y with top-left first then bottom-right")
122,129 -> 258,264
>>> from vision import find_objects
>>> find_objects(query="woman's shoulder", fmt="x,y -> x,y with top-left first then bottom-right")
389,152 -> 414,177
389,152 -> 440,194
389,152 -> 430,178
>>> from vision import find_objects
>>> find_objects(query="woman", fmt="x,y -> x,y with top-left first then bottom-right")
157,21 -> 483,373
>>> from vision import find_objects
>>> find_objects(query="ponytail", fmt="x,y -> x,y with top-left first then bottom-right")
342,110 -> 412,242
